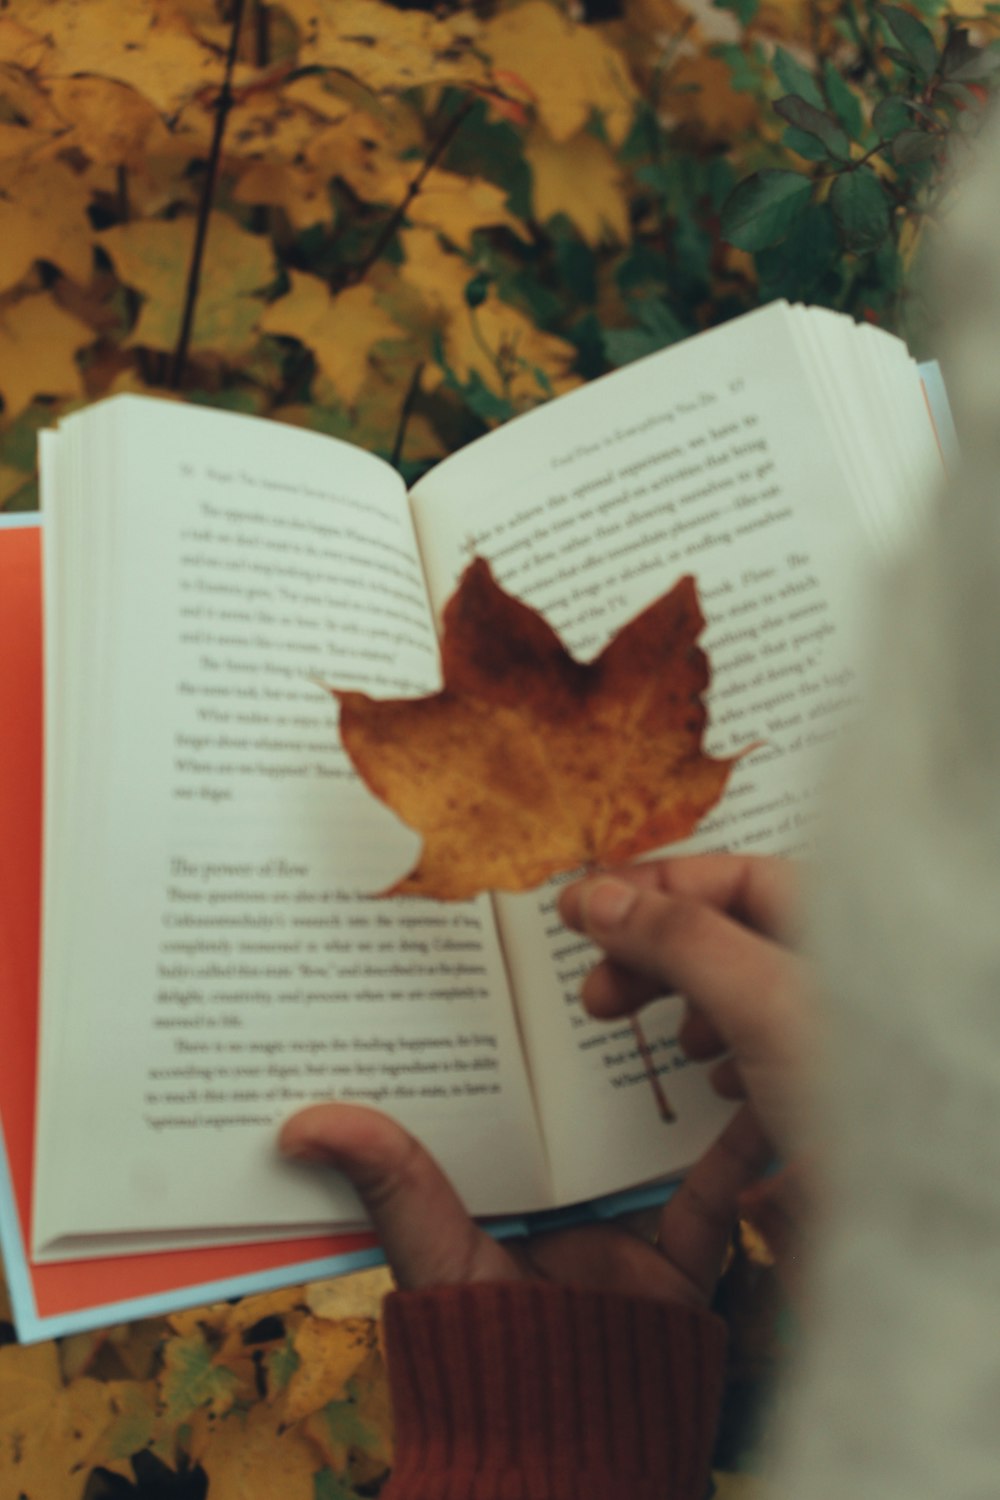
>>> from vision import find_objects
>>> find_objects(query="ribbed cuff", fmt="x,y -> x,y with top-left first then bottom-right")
380,1282 -> 727,1500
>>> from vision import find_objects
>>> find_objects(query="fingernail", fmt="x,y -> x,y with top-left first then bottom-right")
582,877 -> 637,929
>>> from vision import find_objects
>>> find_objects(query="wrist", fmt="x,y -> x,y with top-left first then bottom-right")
380,1280 -> 727,1500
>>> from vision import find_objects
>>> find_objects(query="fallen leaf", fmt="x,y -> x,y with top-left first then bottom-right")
196,1402 -> 319,1500
157,1331 -> 242,1430
45,76 -> 172,169
664,50 -> 760,136
333,560 -> 742,899
18,0 -> 228,115
440,289 -> 580,408
283,1317 -> 377,1424
485,2 -> 637,145
283,0 -> 487,93
233,160 -> 333,231
100,213 -> 276,358
305,1267 -> 393,1323
0,157 -> 95,291
525,127 -> 630,245
0,1374 -> 118,1500
261,271 -> 403,406
407,168 -> 529,250
301,1347 -> 392,1473
398,227 -> 475,322
0,292 -> 92,417
304,109 -> 415,207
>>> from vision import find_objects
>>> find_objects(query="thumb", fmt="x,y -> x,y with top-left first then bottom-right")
278,1102 -> 515,1290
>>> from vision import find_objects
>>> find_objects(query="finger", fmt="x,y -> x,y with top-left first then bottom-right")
678,1008 -> 727,1061
655,1107 -> 772,1301
560,854 -> 799,943
566,877 -> 807,1072
278,1103 -> 515,1290
709,1057 -> 746,1100
581,958 -> 665,1017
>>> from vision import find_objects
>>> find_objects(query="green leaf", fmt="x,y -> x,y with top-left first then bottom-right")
822,61 -> 864,138
313,1469 -> 359,1500
159,1333 -> 240,1428
464,272 -> 490,309
877,6 -> 939,78
322,1398 -> 379,1452
603,300 -> 686,367
830,167 -> 892,250
872,94 -> 913,139
715,41 -> 769,95
892,127 -> 941,163
713,0 -> 759,22
774,94 -> 851,158
756,200 -> 840,299
772,48 -> 825,109
783,125 -> 831,161
266,1335 -> 300,1394
721,169 -> 813,251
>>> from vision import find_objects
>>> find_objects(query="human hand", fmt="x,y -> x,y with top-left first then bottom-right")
279,1099 -> 770,1310
557,854 -> 813,1157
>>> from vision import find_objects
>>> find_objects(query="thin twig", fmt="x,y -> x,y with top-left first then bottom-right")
169,0 -> 247,388
344,98 -> 476,287
254,0 -> 270,67
390,361 -> 425,471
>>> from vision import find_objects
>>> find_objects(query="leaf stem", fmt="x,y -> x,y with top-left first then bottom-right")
169,0 -> 247,389
630,1016 -> 676,1122
390,360 -> 425,471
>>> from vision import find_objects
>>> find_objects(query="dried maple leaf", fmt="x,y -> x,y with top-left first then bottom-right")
333,559 -> 743,900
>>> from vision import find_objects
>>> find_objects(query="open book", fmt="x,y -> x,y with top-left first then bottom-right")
1,299 -> 947,1332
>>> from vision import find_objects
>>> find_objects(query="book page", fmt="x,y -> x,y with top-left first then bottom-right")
410,301 -> 939,1202
34,398 -> 551,1258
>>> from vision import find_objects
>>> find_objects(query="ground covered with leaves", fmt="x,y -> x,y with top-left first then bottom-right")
0,0 -> 996,513
0,1229 -> 787,1500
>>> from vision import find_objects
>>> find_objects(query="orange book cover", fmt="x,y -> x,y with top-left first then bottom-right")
0,518 -> 383,1342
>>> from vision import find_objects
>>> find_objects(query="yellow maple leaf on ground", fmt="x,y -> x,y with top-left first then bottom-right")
408,168 -> 529,251
398,227 -> 473,323
0,157 -> 94,290
0,1342 -> 120,1500
283,1316 -> 378,1423
283,0 -> 488,93
305,109 -> 417,208
233,160 -> 333,231
441,289 -> 580,409
177,89 -> 348,166
306,1267 -> 394,1323
300,1346 -> 392,1473
197,1402 -> 320,1500
100,213 -> 276,359
664,49 -> 761,135
485,1 -> 637,145
261,270 -> 403,406
0,293 -> 92,418
526,128 -> 630,245
18,0 -> 232,117
44,76 -> 172,170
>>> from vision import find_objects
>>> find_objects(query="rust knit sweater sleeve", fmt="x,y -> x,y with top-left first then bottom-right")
379,1281 -> 727,1500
